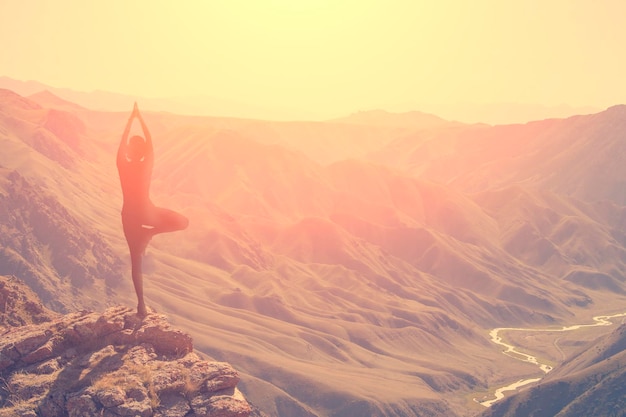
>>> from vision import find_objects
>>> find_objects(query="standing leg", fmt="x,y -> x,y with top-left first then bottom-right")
130,247 -> 147,317
124,217 -> 150,317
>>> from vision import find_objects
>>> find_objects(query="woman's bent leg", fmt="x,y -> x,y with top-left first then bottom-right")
145,207 -> 189,235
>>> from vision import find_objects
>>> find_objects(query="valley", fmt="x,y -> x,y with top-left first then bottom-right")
1,84 -> 626,416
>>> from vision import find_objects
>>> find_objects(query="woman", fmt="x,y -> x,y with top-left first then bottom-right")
117,103 -> 189,316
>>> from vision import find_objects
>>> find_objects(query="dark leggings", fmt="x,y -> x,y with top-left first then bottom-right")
123,206 -> 189,256
122,205 -> 188,315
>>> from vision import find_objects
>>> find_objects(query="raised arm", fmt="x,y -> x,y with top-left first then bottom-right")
135,105 -> 153,159
117,103 -> 138,165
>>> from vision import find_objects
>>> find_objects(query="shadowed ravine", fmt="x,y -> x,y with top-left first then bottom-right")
477,312 -> 626,407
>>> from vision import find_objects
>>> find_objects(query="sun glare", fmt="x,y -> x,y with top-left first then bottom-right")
2,1 -> 626,119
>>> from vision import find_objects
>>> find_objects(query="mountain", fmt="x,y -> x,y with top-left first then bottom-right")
1,76 -> 600,125
2,86 -> 626,416
421,102 -> 600,125
0,88 -> 128,311
27,90 -> 86,112
329,109 -> 461,129
472,186 -> 626,294
0,76 -> 303,121
0,168 -> 124,312
0,77 -> 52,97
479,324 -> 626,417
1,77 -> 464,164
370,106 -> 626,205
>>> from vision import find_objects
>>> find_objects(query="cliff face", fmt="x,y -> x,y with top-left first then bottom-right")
0,282 -> 251,417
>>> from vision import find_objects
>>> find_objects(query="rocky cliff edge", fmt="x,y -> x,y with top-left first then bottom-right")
0,278 -> 251,417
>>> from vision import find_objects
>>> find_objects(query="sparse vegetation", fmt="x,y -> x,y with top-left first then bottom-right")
183,368 -> 201,397
91,361 -> 161,409
0,376 -> 16,408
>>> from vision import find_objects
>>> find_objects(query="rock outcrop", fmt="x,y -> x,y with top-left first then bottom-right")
0,305 -> 251,417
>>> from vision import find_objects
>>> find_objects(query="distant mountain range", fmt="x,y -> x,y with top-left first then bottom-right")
0,76 -> 600,124
1,83 -> 625,416
371,105 -> 626,205
0,76 -> 284,120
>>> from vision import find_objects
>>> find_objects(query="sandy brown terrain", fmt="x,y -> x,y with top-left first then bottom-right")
2,85 -> 626,416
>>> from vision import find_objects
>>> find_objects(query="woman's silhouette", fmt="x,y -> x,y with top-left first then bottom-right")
117,103 -> 188,316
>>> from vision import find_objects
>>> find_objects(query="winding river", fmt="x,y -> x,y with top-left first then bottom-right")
478,312 -> 626,407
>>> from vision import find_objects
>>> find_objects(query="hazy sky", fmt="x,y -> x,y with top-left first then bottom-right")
2,1 -> 626,121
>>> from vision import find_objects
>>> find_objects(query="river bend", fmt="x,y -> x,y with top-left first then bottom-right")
478,312 -> 626,407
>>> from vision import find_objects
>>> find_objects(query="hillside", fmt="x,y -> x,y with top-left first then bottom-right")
0,275 -> 58,332
0,168 -> 124,312
2,86 -> 626,416
371,106 -> 626,205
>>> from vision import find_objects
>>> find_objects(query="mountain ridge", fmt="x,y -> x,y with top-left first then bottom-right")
370,104 -> 626,205
2,87 -> 626,416
0,76 -> 602,124
329,108 -> 460,129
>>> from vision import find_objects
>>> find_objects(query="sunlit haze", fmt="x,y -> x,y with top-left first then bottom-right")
2,0 -> 626,121
4,2 -> 626,415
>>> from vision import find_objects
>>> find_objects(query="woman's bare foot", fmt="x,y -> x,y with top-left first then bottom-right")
137,303 -> 148,318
